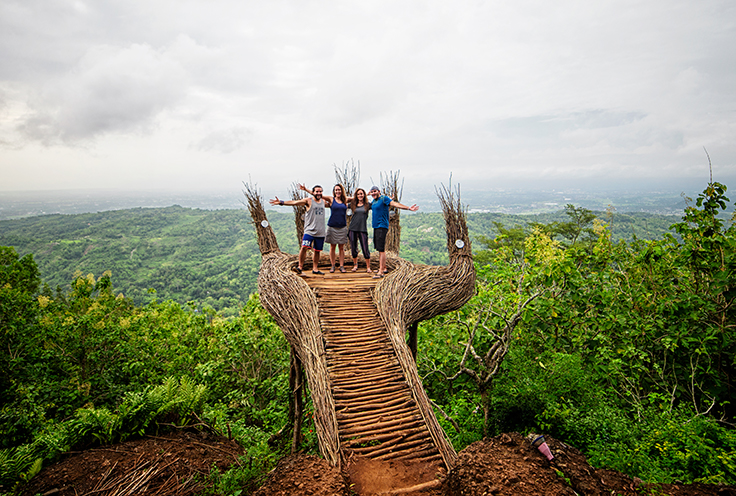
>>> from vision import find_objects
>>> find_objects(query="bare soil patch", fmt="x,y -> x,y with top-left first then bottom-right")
16,430 -> 736,496
18,430 -> 243,496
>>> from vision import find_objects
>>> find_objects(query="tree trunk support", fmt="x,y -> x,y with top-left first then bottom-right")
290,348 -> 305,453
408,322 -> 418,362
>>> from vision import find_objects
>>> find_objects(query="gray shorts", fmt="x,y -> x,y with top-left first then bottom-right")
325,226 -> 348,245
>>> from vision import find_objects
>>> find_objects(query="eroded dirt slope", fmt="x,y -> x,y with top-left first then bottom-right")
16,430 -> 736,496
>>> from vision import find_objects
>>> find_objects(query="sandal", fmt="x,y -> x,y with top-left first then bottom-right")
339,266 -> 346,273
352,265 -> 358,272
312,270 -> 325,275
329,266 -> 335,273
295,266 -> 303,274
372,273 -> 384,279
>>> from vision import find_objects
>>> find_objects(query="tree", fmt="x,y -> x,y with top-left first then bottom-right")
0,247 -> 41,398
552,204 -> 597,246
670,181 -> 736,417
437,229 -> 560,435
0,247 -> 42,447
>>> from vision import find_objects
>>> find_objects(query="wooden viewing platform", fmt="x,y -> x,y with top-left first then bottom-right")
243,181 -> 475,470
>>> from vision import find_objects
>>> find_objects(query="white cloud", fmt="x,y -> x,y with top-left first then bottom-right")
16,43 -> 187,144
0,0 -> 735,192
192,126 -> 253,153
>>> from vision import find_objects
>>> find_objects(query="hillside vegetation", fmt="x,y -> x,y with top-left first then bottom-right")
2,184 -> 733,493
0,205 -> 676,315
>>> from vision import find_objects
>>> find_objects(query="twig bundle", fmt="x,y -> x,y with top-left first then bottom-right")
334,159 -> 360,254
381,170 -> 404,254
371,183 -> 476,468
243,185 -> 341,466
242,181 -> 280,255
334,159 -> 360,198
288,182 -> 308,245
257,253 -> 340,465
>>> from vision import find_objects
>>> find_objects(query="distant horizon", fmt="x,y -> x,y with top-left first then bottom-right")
1,172 -> 733,195
3,177 -> 733,222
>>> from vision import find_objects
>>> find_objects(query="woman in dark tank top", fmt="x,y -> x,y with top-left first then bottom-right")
348,188 -> 371,273
301,183 -> 352,272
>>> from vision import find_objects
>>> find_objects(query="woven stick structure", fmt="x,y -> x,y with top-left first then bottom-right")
334,160 -> 360,255
288,182 -> 307,245
245,179 -> 475,470
334,159 -> 360,198
372,183 -> 476,467
381,171 -> 404,254
243,184 -> 341,466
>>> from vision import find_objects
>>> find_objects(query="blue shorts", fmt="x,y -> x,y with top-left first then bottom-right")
302,234 -> 325,251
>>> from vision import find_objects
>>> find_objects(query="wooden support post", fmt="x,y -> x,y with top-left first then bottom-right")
290,348 -> 305,453
408,322 -> 418,362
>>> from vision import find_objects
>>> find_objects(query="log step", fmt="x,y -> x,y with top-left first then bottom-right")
304,273 -> 442,464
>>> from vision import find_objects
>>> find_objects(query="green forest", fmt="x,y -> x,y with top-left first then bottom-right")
0,203 -> 677,316
1,183 -> 734,494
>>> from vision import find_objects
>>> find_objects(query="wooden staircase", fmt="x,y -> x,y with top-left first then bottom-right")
302,266 -> 443,466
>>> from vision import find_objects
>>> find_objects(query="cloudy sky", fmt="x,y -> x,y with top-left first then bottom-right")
1,0 -> 735,196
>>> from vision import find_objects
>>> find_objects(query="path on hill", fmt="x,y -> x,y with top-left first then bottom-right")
301,265 -> 444,469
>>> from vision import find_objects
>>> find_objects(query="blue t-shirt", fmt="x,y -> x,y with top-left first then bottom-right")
371,195 -> 392,229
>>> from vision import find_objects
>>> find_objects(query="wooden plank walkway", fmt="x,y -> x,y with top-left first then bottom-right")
302,265 -> 443,466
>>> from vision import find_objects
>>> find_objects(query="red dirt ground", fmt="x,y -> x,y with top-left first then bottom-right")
17,430 -> 736,496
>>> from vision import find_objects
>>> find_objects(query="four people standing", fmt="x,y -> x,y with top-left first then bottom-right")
269,180 -> 418,277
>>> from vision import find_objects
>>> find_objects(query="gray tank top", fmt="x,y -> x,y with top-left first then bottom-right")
304,199 -> 326,237
349,204 -> 369,233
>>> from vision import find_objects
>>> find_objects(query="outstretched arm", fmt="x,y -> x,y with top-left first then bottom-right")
299,183 -> 334,202
269,196 -> 310,207
389,200 -> 419,212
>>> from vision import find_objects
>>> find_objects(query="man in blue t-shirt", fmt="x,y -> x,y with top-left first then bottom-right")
369,185 -> 419,278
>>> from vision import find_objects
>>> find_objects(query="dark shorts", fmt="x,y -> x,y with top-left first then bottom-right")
373,228 -> 388,252
302,234 -> 325,251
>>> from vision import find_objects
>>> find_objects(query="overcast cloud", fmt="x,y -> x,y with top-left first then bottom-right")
1,0 -> 735,195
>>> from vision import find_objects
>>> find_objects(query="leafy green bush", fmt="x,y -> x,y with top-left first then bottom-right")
0,377 -> 208,488
588,407 -> 736,485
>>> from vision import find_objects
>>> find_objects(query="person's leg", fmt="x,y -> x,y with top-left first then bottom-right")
298,245 -> 308,271
338,244 -> 345,269
379,250 -> 387,274
349,231 -> 359,271
360,232 -> 371,272
373,228 -> 387,277
312,238 -> 325,274
329,244 -> 337,271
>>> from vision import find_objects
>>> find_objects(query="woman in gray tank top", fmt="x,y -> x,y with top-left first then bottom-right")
348,188 -> 372,272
